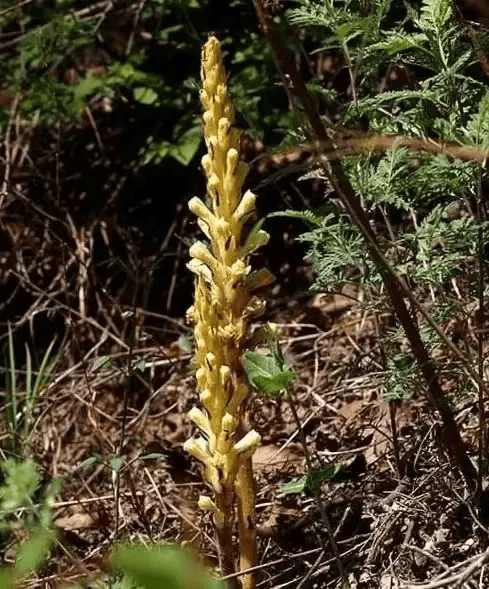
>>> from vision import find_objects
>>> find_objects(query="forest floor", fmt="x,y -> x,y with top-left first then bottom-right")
9,276 -> 488,589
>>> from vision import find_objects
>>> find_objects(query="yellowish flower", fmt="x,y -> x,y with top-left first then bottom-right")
184,36 -> 270,588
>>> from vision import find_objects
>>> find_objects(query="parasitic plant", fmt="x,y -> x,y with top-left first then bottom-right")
184,37 -> 271,589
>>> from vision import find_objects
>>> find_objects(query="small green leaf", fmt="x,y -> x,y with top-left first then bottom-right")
95,356 -> 113,370
132,358 -> 146,374
243,351 -> 295,395
133,87 -> 159,105
171,125 -> 202,166
139,453 -> 166,462
82,454 -> 103,469
16,528 -> 54,577
280,465 -> 342,494
109,455 -> 123,474
141,124 -> 202,167
111,545 -> 225,589
72,73 -> 105,108
306,465 -> 342,491
280,476 -> 308,495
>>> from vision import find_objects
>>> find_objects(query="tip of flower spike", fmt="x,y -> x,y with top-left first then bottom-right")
201,38 -> 222,81
204,36 -> 221,58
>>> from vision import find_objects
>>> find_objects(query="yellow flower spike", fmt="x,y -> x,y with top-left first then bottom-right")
188,407 -> 211,435
187,258 -> 213,283
189,196 -> 215,225
232,191 -> 256,222
234,431 -> 262,455
184,438 -> 212,466
186,36 -> 269,588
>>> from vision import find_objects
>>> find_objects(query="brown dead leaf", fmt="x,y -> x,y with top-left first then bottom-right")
55,512 -> 95,531
252,444 -> 303,473
339,398 -> 412,465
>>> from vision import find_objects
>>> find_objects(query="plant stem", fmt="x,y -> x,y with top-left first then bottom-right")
235,456 -> 257,589
215,487 -> 237,580
286,390 -> 348,587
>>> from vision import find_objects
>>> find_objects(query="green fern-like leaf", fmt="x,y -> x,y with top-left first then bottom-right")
365,33 -> 426,57
345,89 -> 440,123
469,89 -> 489,149
348,148 -> 416,213
268,209 -> 324,227
298,211 -> 379,290
419,0 -> 453,33
287,1 -> 335,28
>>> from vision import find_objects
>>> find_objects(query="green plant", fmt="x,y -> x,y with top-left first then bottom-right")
319,3 -> 485,301
257,0 -> 488,488
0,458 -> 225,589
0,459 -> 59,589
243,326 -> 342,495
3,326 -> 60,457
110,544 -> 225,589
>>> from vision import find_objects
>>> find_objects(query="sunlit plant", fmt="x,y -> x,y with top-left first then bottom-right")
184,36 -> 272,588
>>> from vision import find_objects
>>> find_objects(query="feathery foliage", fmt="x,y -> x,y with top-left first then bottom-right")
278,0 -> 489,401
